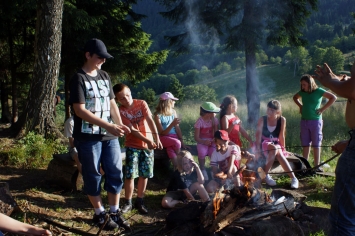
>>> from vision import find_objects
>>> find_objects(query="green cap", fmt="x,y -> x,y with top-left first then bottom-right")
201,102 -> 220,113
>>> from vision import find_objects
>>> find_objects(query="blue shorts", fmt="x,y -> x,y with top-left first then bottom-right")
75,139 -> 123,196
329,130 -> 355,235
125,147 -> 154,179
300,119 -> 323,147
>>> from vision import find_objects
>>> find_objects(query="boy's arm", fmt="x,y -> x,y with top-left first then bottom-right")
110,99 -> 123,125
227,154 -> 236,178
146,115 -> 163,149
73,103 -> 129,136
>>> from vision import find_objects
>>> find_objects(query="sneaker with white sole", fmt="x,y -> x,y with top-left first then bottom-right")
265,174 -> 276,186
201,169 -> 209,181
291,177 -> 299,189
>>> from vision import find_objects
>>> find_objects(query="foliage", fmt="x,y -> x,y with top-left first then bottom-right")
137,86 -> 157,107
62,0 -> 169,85
183,84 -> 217,102
167,77 -> 185,103
1,132 -> 67,169
323,46 -> 345,73
212,62 -> 231,76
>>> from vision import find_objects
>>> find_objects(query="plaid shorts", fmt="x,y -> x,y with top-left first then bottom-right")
125,147 -> 154,179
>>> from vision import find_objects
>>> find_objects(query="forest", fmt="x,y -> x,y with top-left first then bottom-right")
0,0 -> 355,135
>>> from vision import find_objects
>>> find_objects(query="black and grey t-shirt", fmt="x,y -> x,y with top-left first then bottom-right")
69,69 -> 115,141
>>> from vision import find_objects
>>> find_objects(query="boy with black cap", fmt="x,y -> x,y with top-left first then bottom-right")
205,130 -> 242,193
69,38 -> 131,231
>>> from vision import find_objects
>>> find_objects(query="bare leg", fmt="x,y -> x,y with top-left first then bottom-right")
275,152 -> 296,179
124,178 -> 134,199
303,146 -> 310,160
198,158 -> 206,170
137,177 -> 148,198
264,144 -> 277,174
313,147 -> 321,166
161,196 -> 182,208
108,192 -> 120,206
189,182 -> 210,201
88,195 -> 103,208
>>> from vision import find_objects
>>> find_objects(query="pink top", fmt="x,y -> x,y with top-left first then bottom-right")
194,117 -> 219,140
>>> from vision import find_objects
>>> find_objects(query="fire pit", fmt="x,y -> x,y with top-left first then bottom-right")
164,167 -> 323,236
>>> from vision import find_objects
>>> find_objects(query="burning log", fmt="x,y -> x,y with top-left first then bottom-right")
201,167 -> 302,233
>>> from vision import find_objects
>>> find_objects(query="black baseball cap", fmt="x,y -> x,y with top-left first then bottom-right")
83,38 -> 113,59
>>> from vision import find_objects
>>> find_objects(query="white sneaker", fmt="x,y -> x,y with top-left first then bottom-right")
265,174 -> 276,186
291,177 -> 299,189
201,169 -> 209,181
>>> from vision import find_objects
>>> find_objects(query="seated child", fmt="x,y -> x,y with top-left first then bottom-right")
154,92 -> 188,169
206,130 -> 242,193
161,150 -> 210,208
194,102 -> 220,181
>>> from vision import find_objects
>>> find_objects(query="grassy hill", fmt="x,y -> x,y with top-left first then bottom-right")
201,64 -> 348,103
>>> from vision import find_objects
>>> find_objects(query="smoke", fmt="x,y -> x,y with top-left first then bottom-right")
184,0 -> 220,67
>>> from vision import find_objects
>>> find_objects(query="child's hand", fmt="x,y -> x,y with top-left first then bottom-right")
190,159 -> 199,168
172,118 -> 181,126
147,140 -> 157,149
233,119 -> 241,125
204,140 -> 212,146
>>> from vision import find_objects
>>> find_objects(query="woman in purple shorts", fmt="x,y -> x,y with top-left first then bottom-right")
293,74 -> 336,171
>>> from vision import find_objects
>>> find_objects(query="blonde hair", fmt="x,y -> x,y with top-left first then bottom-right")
154,99 -> 174,116
300,74 -> 318,93
176,150 -> 194,173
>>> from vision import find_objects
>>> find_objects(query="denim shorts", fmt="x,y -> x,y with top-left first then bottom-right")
329,130 -> 355,235
75,139 -> 123,196
125,147 -> 154,179
300,119 -> 323,147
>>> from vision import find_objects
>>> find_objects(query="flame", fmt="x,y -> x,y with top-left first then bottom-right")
213,191 -> 222,219
245,181 -> 251,198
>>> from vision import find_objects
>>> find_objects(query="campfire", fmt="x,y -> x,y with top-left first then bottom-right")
202,167 -> 291,233
165,166 -> 306,235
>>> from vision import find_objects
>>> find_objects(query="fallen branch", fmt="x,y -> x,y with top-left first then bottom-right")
42,218 -> 97,236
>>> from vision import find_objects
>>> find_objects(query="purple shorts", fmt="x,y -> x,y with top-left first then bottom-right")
197,141 -> 216,160
300,119 -> 323,147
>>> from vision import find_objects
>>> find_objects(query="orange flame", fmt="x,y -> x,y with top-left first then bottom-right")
213,191 -> 222,219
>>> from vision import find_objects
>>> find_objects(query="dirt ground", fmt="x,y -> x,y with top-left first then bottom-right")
0,162 -> 322,236
0,123 -> 328,235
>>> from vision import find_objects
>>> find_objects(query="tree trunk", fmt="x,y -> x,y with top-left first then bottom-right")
0,72 -> 12,123
244,1 -> 260,127
13,0 -> 64,138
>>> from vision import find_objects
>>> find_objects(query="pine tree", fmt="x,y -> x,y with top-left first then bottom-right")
156,0 -> 317,126
168,77 -> 184,104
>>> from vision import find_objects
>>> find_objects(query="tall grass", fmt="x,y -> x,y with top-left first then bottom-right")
176,97 -> 348,171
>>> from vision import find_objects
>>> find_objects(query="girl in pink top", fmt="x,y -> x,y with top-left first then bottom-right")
220,95 -> 253,149
194,102 -> 220,181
